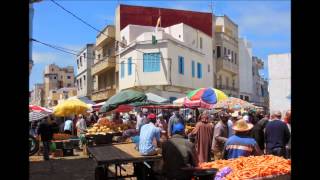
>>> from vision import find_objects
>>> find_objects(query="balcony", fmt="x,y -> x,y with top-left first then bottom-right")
91,87 -> 116,102
91,56 -> 116,75
216,85 -> 239,96
96,26 -> 115,48
216,58 -> 238,75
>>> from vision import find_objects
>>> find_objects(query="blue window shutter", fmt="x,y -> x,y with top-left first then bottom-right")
197,63 -> 202,79
128,57 -> 132,75
121,62 -> 125,78
143,53 -> 160,72
192,61 -> 195,77
178,56 -> 184,75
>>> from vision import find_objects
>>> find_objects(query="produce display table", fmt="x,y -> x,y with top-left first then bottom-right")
88,143 -> 162,179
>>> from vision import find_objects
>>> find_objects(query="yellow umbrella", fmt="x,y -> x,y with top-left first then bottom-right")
53,99 -> 90,117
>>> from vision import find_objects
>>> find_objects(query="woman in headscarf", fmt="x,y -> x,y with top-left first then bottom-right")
189,110 -> 214,163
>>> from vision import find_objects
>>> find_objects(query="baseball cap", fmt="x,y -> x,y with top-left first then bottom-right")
172,123 -> 185,134
147,113 -> 156,119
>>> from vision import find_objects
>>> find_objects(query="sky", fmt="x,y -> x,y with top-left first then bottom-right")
30,0 -> 291,90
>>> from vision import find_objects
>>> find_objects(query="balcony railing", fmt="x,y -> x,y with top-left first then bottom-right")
216,85 -> 238,92
91,56 -> 116,75
96,26 -> 115,47
216,58 -> 238,75
91,88 -> 116,102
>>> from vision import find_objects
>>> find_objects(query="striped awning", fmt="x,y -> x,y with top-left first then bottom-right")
29,111 -> 49,122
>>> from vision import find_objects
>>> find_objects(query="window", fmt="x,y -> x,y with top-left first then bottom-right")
197,63 -> 202,79
128,57 -> 132,75
245,96 -> 249,101
83,53 -> 86,58
231,51 -> 234,62
84,75 -> 86,81
98,54 -> 101,60
240,95 -> 243,100
52,90 -> 56,93
51,68 -> 54,72
224,47 -> 226,56
54,76 -> 56,79
77,59 -> 79,68
191,61 -> 195,78
228,49 -> 230,55
67,76 -> 71,79
232,79 -> 235,88
121,61 -> 125,78
217,46 -> 221,58
178,56 -> 184,75
108,49 -> 112,56
77,80 -> 79,90
261,85 -> 264,96
235,53 -> 237,64
143,52 -> 160,72
208,64 -> 210,73
80,79 -> 82,89
200,37 -> 203,49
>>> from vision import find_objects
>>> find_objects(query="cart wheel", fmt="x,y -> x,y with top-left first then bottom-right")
29,135 -> 39,156
95,166 -> 106,180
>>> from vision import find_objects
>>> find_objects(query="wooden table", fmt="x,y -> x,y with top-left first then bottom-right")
88,143 -> 162,179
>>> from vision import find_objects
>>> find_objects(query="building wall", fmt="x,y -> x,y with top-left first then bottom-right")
268,53 -> 291,114
119,23 -> 213,92
238,38 -> 253,100
76,44 -> 94,97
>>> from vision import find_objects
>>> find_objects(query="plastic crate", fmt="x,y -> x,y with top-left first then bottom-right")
62,148 -> 74,156
94,134 -> 113,145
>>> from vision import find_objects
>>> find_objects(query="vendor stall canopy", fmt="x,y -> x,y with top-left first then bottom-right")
145,93 -> 170,103
100,89 -> 147,113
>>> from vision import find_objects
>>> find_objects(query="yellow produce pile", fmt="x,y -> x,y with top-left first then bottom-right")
185,125 -> 195,134
86,123 -> 129,135
199,155 -> 291,180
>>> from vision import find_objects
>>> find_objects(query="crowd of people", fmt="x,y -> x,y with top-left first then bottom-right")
30,107 -> 291,179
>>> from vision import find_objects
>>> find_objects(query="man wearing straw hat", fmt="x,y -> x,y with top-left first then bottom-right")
223,119 -> 262,159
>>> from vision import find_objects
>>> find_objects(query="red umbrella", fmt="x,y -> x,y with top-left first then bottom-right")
29,105 -> 52,113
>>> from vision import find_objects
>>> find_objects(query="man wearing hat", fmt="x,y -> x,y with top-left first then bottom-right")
162,123 -> 198,180
227,111 -> 242,138
223,119 -> 262,159
139,113 -> 161,156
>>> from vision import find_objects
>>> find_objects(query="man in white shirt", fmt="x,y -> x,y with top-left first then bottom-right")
64,118 -> 73,135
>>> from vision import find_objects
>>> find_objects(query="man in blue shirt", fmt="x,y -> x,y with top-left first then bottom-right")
223,119 -> 262,159
139,113 -> 161,156
64,118 -> 73,135
265,111 -> 290,157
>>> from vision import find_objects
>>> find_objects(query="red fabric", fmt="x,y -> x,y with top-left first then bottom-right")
114,105 -> 133,113
120,4 -> 213,37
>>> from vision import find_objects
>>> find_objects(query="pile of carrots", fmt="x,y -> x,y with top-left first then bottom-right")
199,155 -> 291,179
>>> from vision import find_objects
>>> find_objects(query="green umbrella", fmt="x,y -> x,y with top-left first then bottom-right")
99,89 -> 147,113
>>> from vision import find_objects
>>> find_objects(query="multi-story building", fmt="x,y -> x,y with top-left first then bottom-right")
238,38 -> 253,101
30,83 -> 45,106
114,4 -> 214,101
91,25 -> 117,103
43,64 -> 75,107
118,23 -> 213,100
76,44 -> 95,98
252,56 -> 269,109
214,15 -> 239,97
268,53 -> 291,114
47,87 -> 77,106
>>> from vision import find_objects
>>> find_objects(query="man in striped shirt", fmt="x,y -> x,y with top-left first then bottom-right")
223,119 -> 262,159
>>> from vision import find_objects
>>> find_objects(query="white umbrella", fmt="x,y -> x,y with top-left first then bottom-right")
173,97 -> 186,106
29,111 -> 49,122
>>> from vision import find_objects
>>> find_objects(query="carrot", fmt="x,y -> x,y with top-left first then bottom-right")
199,155 -> 291,179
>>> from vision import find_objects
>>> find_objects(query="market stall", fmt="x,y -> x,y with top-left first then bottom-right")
88,143 -> 162,179
199,155 -> 291,180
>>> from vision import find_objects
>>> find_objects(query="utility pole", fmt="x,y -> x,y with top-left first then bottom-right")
29,0 -> 42,76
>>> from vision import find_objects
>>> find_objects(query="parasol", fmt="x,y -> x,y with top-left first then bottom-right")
53,99 -> 90,117
100,89 -> 147,113
184,88 -> 228,109
29,111 -> 49,122
29,105 -> 53,113
213,97 -> 255,109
